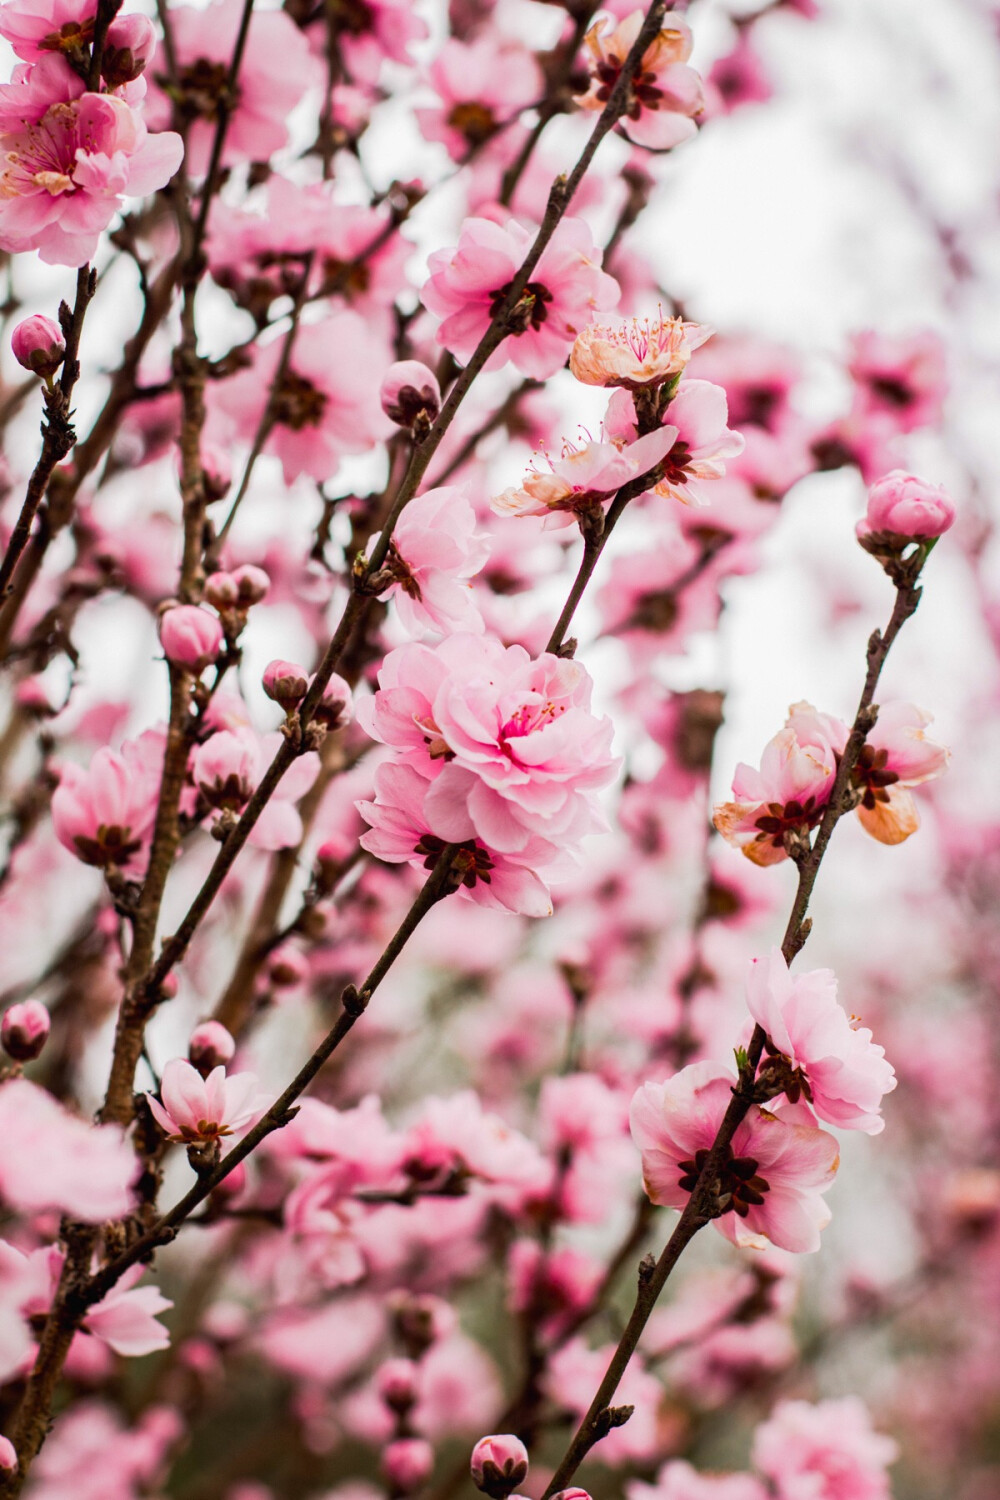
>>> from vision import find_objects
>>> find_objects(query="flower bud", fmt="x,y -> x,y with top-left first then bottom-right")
102,13 -> 156,86
859,470 -> 955,542
381,360 -> 441,428
470,1435 -> 529,1499
205,571 -> 240,609
376,1356 -> 419,1413
382,1438 -> 434,1494
202,444 -> 233,502
1,1000 -> 50,1062
0,1435 -> 16,1473
231,564 -> 270,605
311,672 -> 353,730
12,315 -> 65,379
267,946 -> 309,989
551,1491 -> 592,1500
160,605 -> 224,673
263,659 -> 309,711
188,1020 -> 236,1076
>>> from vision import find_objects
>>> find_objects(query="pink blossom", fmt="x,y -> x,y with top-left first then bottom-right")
358,761 -> 555,918
211,313 -> 389,484
576,10 -> 704,150
0,1078 -> 136,1220
159,604 -> 223,672
417,38 -> 544,160
146,1058 -> 263,1145
705,33 -> 773,116
605,380 -> 745,506
847,328 -> 947,434
422,214 -> 620,379
0,58 -> 183,265
52,741 -> 160,870
143,0 -> 323,177
0,0 -> 96,60
1,997 -> 50,1060
630,1061 -> 839,1252
492,427 -> 679,527
381,360 -> 441,428
369,485 -> 489,637
570,313 -> 712,389
629,1461 -> 766,1500
858,469 -> 956,541
470,1434 -> 528,1497
190,728 -> 320,849
851,700 -> 949,844
404,1092 -> 550,1194
83,1265 -> 172,1356
746,949 -> 896,1134
382,1438 -> 433,1493
262,659 -> 309,712
712,704 -> 846,865
11,311 -> 63,376
751,1397 -> 898,1500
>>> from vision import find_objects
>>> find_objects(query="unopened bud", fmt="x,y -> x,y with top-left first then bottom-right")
381,360 -> 441,429
1,1000 -> 50,1062
263,659 -> 309,711
311,672 -> 354,731
12,315 -> 65,379
160,605 -> 224,673
376,1356 -> 419,1413
470,1435 -> 528,1499
382,1438 -> 433,1494
188,1020 -> 235,1075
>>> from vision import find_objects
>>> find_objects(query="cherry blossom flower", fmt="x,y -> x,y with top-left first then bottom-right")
604,381 -> 745,506
368,485 -> 489,637
570,313 -> 711,389
144,0 -> 323,177
0,1079 -> 136,1220
847,329 -> 947,434
858,470 -> 956,542
751,1397 -> 898,1500
492,427 -> 678,527
470,1434 -> 529,1497
0,58 -> 183,264
422,214 -> 620,379
712,705 -> 846,865
705,33 -> 773,116
11,312 -> 64,376
146,1058 -> 263,1145
381,361 -> 441,428
1,998 -> 50,1060
52,741 -> 160,870
746,948 -> 897,1133
417,38 -> 543,160
82,1265 -> 172,1357
630,1061 -> 840,1252
159,604 -> 223,672
190,727 -> 319,850
851,700 -> 950,844
575,10 -> 704,150
629,1460 -> 766,1500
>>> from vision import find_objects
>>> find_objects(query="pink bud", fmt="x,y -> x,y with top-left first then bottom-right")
14,677 -> 53,715
192,731 -> 257,810
205,571 -> 239,608
376,1357 -> 419,1412
470,1435 -> 529,1498
263,659 -> 309,711
231,565 -> 270,605
0,1435 -> 16,1472
859,470 -> 956,541
202,444 -> 233,502
381,360 -> 441,428
1,1000 -> 50,1062
188,1020 -> 236,1075
12,315 -> 65,379
382,1438 -> 434,1494
267,946 -> 309,989
160,605 -> 224,672
102,13 -> 156,85
311,672 -> 354,730
551,1491 -> 592,1500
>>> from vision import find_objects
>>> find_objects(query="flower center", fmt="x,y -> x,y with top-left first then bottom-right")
488,279 -> 554,334
173,57 -> 239,121
852,744 -> 899,810
867,374 -> 915,409
73,822 -> 140,869
676,1142 -> 771,1218
272,370 -> 328,431
413,833 -> 495,891
39,18 -> 95,53
447,101 -> 497,145
752,796 -> 823,854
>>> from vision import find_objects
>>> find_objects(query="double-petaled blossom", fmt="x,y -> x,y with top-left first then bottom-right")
369,485 -> 489,637
858,470 -> 956,542
712,704 -> 845,866
0,1079 -> 136,1220
492,426 -> 679,527
570,313 -> 711,389
143,0 -> 322,176
0,57 -> 182,265
417,37 -> 543,160
629,1061 -> 839,1252
746,949 -> 896,1134
422,214 -> 620,380
604,381 -> 745,506
52,740 -> 160,870
751,1398 -> 898,1500
575,10 -> 704,150
146,1058 -> 263,1145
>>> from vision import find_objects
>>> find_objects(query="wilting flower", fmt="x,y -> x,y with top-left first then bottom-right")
575,10 -> 704,150
746,949 -> 896,1134
570,313 -> 711,389
630,1061 -> 839,1253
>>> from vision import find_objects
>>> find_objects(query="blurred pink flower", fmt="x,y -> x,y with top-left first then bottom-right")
0,1079 -> 136,1220
752,1397 -> 898,1500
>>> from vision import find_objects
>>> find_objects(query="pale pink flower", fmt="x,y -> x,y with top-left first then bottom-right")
576,10 -> 704,150
0,58 -> 183,265
211,313 -> 389,484
629,1461 -> 766,1500
705,33 -> 773,116
0,0 -> 97,61
147,1058 -> 263,1144
143,0 -> 323,176
847,328 -> 947,434
746,949 -> 896,1134
262,659 -> 309,712
858,469 -> 956,541
422,214 -> 620,380
311,0 -> 427,85
712,706 -> 846,866
605,381 -> 745,506
83,1265 -> 172,1356
630,1061 -> 839,1252
492,427 -> 678,528
190,727 -> 320,849
417,37 -> 544,160
382,1439 -> 434,1493
0,1079 -> 136,1220
851,700 -> 949,845
52,741 -> 160,870
369,485 -> 489,637
570,313 -> 711,389
159,604 -> 223,672
404,1092 -> 550,1193
358,761 -> 555,918
751,1397 -> 898,1500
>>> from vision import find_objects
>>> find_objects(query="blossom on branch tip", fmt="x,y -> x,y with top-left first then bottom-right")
575,10 -> 705,151
858,470 -> 956,543
492,427 -> 678,527
146,1058 -> 263,1145
570,313 -> 712,389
